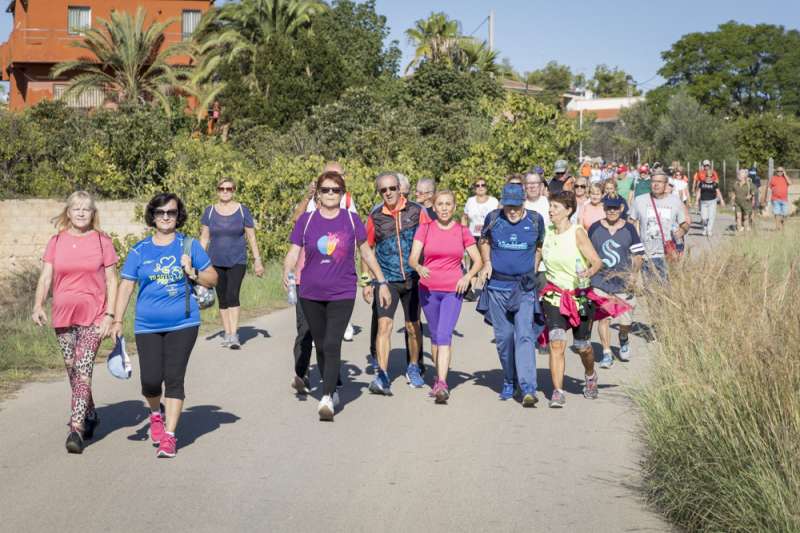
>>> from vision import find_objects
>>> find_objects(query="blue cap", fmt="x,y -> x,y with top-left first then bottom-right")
533,165 -> 544,176
107,336 -> 132,380
501,183 -> 525,206
748,168 -> 757,177
603,196 -> 624,209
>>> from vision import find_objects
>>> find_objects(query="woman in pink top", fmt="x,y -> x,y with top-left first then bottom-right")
409,190 -> 482,403
32,191 -> 118,454
579,183 -> 606,230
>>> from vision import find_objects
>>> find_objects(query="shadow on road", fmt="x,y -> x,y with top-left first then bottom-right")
204,327 -> 270,346
85,400 -> 148,448
124,404 -> 239,449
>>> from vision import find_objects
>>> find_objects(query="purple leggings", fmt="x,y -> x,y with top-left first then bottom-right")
419,287 -> 463,346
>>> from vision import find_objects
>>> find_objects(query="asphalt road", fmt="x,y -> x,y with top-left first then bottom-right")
2,213 -> 733,532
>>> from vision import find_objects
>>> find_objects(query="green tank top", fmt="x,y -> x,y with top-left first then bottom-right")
542,224 -> 586,306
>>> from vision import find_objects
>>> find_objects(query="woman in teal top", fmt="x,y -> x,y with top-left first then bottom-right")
541,191 -> 603,408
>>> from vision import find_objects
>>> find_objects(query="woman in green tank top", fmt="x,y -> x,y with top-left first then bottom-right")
541,191 -> 604,408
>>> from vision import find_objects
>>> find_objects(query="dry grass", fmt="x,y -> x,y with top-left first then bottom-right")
636,224 -> 800,531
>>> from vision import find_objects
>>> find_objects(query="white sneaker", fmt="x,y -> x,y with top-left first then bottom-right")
343,322 -> 354,341
332,391 -> 340,408
221,335 -> 231,348
318,395 -> 334,421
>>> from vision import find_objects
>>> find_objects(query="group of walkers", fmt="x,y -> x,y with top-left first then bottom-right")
32,157 -> 794,453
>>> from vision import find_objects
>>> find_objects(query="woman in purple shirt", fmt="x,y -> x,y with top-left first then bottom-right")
283,172 -> 390,421
200,178 -> 263,349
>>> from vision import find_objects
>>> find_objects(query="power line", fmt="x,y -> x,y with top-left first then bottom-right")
467,16 -> 489,37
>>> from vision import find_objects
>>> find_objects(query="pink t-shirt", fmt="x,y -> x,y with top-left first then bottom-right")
413,222 -> 475,292
43,231 -> 118,328
580,202 -> 606,230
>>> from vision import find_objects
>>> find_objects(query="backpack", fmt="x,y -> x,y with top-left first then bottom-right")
182,236 -> 215,316
480,208 -> 541,242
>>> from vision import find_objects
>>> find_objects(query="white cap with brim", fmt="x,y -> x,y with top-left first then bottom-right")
107,336 -> 132,380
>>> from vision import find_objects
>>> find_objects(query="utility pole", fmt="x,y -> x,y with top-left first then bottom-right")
488,10 -> 495,51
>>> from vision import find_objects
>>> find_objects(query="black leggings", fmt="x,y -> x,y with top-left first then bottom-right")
135,326 -> 199,400
299,298 -> 354,396
215,264 -> 246,309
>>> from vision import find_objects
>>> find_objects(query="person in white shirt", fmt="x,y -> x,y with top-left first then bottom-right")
523,172 -> 550,227
462,178 -> 499,238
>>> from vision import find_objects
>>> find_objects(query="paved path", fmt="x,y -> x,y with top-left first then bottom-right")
1,213 -> 733,532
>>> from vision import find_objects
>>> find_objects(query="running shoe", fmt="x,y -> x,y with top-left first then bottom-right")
618,341 -> 631,362
149,411 -> 166,445
343,322 -> 354,341
499,381 -> 515,401
406,362 -> 424,388
229,334 -> 241,350
369,370 -> 393,396
318,395 -> 335,421
65,431 -> 84,454
157,433 -> 177,458
599,351 -> 614,369
221,335 -> 231,348
549,389 -> 566,408
82,412 -> 99,440
583,372 -> 599,399
366,354 -> 379,374
521,389 -> 538,408
433,379 -> 450,404
291,375 -> 311,395
332,390 -> 341,409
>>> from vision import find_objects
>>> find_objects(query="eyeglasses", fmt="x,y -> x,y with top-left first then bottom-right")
379,186 -> 398,194
474,183 -> 487,188
652,180 -> 668,184
525,182 -> 542,186
574,184 -> 587,189
217,186 -> 234,192
320,187 -> 342,195
154,209 -> 178,219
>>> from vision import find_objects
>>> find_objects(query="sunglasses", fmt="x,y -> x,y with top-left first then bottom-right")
217,186 -> 234,192
154,208 -> 178,219
474,183 -> 487,188
379,186 -> 398,194
320,187 -> 342,195
574,184 -> 587,189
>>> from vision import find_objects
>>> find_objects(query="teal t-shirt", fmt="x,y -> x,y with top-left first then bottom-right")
633,177 -> 652,198
616,176 -> 634,199
121,233 -> 211,334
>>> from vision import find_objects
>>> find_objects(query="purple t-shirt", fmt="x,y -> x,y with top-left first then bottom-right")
290,209 -> 366,301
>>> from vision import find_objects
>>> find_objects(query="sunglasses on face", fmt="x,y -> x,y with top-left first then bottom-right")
574,184 -> 587,189
474,183 -> 487,188
154,209 -> 178,219
379,186 -> 398,194
320,187 -> 342,195
217,186 -> 234,192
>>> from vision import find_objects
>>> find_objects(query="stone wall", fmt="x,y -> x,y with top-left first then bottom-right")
0,199 -> 146,272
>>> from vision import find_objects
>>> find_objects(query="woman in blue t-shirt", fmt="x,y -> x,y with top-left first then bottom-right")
200,178 -> 263,350
112,193 -> 218,459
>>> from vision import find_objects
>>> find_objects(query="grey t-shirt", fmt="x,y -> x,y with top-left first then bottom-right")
629,193 -> 686,258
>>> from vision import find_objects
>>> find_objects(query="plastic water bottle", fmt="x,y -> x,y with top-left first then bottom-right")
575,258 -> 590,289
287,273 -> 297,305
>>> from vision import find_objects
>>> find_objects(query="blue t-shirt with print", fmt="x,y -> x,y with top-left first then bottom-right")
482,209 -> 545,291
588,221 -> 644,294
121,233 -> 212,334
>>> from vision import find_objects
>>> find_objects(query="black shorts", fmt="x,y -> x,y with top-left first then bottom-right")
375,279 -> 420,323
543,300 -> 594,343
215,264 -> 246,309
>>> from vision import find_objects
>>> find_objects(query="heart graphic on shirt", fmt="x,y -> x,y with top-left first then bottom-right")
156,256 -> 177,274
316,233 -> 340,256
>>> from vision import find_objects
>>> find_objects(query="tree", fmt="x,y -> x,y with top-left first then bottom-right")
588,64 -> 641,97
51,7 -> 191,114
659,21 -> 800,116
455,38 -> 499,75
735,113 -> 800,167
525,61 -> 575,106
404,12 -> 461,73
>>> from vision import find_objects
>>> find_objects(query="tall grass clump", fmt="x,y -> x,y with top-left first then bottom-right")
636,227 -> 800,532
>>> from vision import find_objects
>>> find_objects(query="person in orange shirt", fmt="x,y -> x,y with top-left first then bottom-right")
767,166 -> 792,230
692,160 -> 719,197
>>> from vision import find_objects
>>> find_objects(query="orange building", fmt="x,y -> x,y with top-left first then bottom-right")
0,0 -> 213,111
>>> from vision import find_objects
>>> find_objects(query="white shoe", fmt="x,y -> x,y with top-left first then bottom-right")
221,335 -> 231,348
332,391 -> 340,408
318,395 -> 334,421
343,322 -> 354,341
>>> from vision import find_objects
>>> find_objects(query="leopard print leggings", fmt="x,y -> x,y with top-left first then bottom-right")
55,326 -> 101,432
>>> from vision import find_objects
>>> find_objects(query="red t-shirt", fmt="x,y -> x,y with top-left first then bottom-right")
43,231 -> 118,328
769,175 -> 789,201
413,222 -> 475,292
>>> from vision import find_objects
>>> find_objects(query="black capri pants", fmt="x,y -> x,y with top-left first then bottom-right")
135,326 -> 199,400
215,264 -> 246,309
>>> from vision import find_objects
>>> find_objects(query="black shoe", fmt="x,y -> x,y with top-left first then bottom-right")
65,431 -> 84,454
82,413 -> 99,440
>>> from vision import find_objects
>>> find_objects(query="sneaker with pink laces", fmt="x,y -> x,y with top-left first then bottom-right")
157,433 -> 177,458
433,379 -> 449,404
149,412 -> 166,445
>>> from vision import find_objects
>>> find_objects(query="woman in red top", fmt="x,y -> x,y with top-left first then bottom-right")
32,191 -> 119,454
408,190 -> 482,403
768,166 -> 792,230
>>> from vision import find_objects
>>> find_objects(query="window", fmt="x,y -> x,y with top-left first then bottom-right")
67,6 -> 91,35
54,84 -> 105,109
182,10 -> 201,41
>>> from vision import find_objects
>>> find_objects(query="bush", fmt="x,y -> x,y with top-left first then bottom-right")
636,227 -> 800,531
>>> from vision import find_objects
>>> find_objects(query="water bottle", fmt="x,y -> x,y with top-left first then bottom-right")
287,272 -> 297,305
575,258 -> 590,289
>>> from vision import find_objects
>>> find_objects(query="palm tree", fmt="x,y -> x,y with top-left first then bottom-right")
51,7 -> 191,114
456,38 -> 500,75
404,12 -> 461,74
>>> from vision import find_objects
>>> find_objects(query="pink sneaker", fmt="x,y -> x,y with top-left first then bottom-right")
433,379 -> 449,404
157,433 -> 177,458
149,412 -> 166,444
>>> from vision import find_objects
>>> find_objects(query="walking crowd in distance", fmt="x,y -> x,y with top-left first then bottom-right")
31,158 -> 791,454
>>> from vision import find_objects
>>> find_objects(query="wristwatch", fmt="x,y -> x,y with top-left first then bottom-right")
358,273 -> 371,287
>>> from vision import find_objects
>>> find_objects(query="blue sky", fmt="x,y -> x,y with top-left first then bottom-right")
2,0 -> 799,95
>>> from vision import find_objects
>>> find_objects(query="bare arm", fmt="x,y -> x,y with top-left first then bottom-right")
244,226 -> 264,277
31,262 -> 54,326
291,181 -> 317,223
358,241 -> 391,308
408,240 -> 427,278
97,265 -> 118,338
456,244 -> 483,294
282,244 -> 302,289
110,279 -> 136,338
716,188 -> 725,206
478,239 -> 492,285
576,226 -> 603,278
199,225 -> 210,250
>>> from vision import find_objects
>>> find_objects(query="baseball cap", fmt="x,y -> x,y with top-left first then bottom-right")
603,196 -> 624,209
702,159 -> 711,166
638,165 -> 650,174
652,169 -> 668,179
500,183 -> 525,206
617,165 -> 628,173
533,165 -> 545,176
107,336 -> 132,380
554,159 -> 568,173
